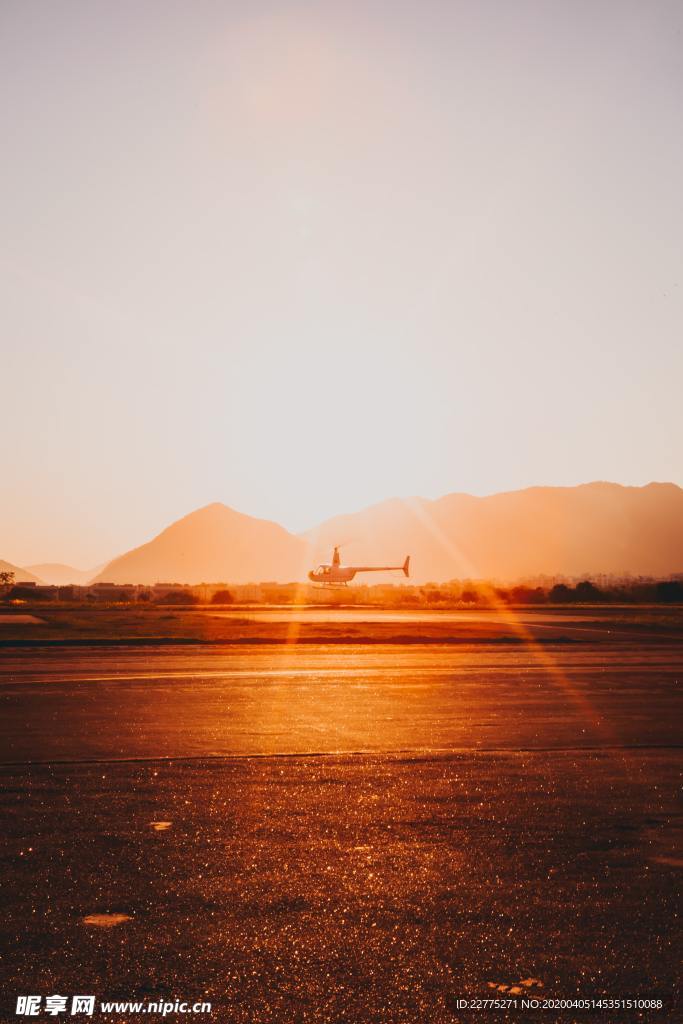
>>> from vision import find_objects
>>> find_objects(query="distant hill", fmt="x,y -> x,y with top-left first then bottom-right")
93,503 -> 308,585
92,483 -> 683,585
25,563 -> 100,586
307,482 -> 683,582
0,559 -> 42,584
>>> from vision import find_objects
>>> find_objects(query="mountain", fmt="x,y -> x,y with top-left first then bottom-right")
25,563 -> 100,586
92,483 -> 683,585
306,482 -> 683,581
0,560 -> 43,584
93,503 -> 308,585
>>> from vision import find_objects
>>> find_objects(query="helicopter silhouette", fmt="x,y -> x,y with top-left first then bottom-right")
308,546 -> 410,586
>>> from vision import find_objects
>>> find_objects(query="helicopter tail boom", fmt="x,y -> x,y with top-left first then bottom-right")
350,556 -> 411,577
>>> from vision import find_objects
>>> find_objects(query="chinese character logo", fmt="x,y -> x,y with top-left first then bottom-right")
70,996 -> 95,1016
15,997 -> 41,1016
45,996 -> 68,1015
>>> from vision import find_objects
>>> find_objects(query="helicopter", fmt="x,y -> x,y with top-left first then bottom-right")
308,546 -> 410,586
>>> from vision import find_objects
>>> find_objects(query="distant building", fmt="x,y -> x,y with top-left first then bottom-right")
90,584 -> 136,601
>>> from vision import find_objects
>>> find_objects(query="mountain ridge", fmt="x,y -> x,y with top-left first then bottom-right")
0,560 -> 43,584
24,563 -> 101,586
92,502 -> 309,585
89,482 -> 683,585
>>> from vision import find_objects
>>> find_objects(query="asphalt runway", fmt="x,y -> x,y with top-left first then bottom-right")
1,643 -> 683,765
0,612 -> 681,1021
0,640 -> 681,762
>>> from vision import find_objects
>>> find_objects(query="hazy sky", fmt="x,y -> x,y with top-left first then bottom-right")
2,0 -> 682,567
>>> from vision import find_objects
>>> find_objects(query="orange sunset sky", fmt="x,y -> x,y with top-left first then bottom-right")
1,0 -> 682,567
